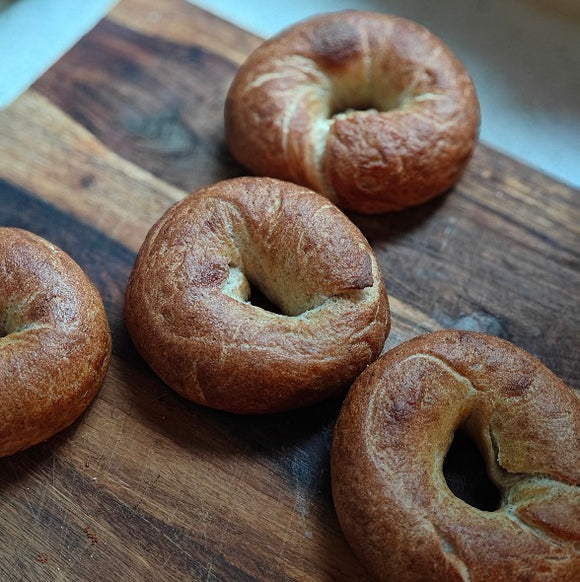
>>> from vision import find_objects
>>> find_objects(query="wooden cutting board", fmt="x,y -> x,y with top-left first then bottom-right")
0,0 -> 578,579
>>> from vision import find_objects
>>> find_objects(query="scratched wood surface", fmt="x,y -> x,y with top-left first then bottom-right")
0,0 -> 578,580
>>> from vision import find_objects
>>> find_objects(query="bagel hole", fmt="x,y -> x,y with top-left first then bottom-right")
328,87 -> 403,119
247,281 -> 284,315
443,429 -> 501,512
329,99 -> 377,118
224,263 -> 288,315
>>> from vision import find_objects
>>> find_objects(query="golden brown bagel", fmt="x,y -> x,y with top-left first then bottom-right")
125,177 -> 389,414
225,11 -> 480,214
0,228 -> 111,457
331,330 -> 580,582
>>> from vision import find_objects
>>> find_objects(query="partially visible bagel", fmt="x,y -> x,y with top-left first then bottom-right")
125,177 -> 389,414
0,228 -> 111,457
331,330 -> 580,582
225,11 -> 480,213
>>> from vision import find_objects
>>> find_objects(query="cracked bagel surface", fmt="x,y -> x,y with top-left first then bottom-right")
225,10 -> 480,213
331,329 -> 580,582
125,177 -> 389,414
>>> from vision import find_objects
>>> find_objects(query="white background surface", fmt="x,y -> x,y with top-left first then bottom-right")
1,0 -> 578,188
0,0 -> 116,107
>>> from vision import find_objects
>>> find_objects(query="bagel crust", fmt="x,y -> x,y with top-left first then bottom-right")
0,228 -> 111,457
125,177 -> 389,414
225,11 -> 480,213
331,330 -> 580,582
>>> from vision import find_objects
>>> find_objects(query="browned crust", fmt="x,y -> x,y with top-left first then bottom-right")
225,11 -> 480,213
0,228 -> 112,457
125,177 -> 390,414
331,330 -> 580,581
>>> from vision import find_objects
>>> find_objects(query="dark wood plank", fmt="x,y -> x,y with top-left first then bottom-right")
33,18 -> 242,193
353,158 -> 579,386
0,0 -> 578,580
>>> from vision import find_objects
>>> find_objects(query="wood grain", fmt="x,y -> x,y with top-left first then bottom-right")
0,0 -> 578,580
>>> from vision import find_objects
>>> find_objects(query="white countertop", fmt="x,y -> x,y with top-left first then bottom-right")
0,0 -> 117,107
1,0 -> 578,189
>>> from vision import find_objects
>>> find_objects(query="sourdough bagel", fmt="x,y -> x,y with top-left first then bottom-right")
125,177 -> 389,414
225,11 -> 480,214
331,330 -> 580,582
0,228 -> 111,457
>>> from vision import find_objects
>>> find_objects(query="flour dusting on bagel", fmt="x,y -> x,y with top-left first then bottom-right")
225,11 -> 480,213
125,177 -> 390,414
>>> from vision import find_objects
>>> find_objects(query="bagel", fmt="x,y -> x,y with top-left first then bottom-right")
125,177 -> 389,414
225,11 -> 480,214
0,228 -> 111,457
331,330 -> 580,582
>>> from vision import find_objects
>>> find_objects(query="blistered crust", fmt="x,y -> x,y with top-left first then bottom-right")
125,177 -> 390,413
331,330 -> 580,581
0,228 -> 112,457
225,11 -> 480,213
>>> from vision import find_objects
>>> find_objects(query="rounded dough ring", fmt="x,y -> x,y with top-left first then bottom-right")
331,330 -> 580,582
0,228 -> 112,457
225,11 -> 480,213
125,177 -> 390,414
